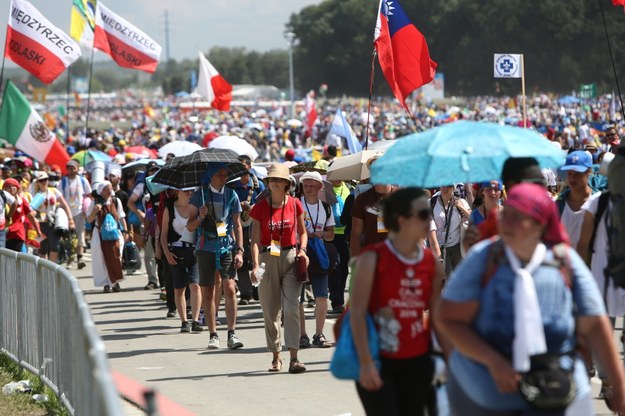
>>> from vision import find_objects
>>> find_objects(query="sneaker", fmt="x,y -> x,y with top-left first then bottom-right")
144,282 -> 158,290
191,321 -> 204,333
312,334 -> 332,348
112,283 -> 121,292
103,285 -> 111,293
159,289 -> 167,301
238,297 -> 250,306
180,321 -> 190,333
77,261 -> 86,270
227,335 -> 244,350
330,306 -> 345,314
166,309 -> 176,318
187,311 -> 192,320
207,335 -> 220,350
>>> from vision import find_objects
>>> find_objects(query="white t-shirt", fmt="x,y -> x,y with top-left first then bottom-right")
584,195 -> 625,317
561,192 -> 599,249
300,198 -> 335,234
431,196 -> 470,247
0,190 -> 16,230
58,176 -> 92,217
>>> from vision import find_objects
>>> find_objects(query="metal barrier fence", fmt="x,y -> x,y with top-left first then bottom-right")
0,248 -> 124,416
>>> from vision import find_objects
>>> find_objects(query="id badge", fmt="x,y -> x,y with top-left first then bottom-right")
216,222 -> 227,237
377,214 -> 388,233
270,239 -> 281,256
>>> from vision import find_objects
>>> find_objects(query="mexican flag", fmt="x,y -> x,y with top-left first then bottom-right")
0,80 -> 70,171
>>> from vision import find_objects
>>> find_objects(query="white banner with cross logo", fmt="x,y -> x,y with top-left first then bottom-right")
494,54 -> 522,78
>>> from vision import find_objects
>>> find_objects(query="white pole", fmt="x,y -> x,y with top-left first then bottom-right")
521,54 -> 527,128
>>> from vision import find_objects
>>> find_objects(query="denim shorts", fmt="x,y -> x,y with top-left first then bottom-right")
301,273 -> 329,299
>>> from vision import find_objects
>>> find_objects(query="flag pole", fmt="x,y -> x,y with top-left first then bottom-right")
598,0 -> 625,121
0,43 -> 6,96
521,54 -> 527,128
364,49 -> 377,150
66,70 -> 71,143
85,46 -> 95,135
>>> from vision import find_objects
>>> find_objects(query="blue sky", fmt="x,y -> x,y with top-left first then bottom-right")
1,0 -> 321,62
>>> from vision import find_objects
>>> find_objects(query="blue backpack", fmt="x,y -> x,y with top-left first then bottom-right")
101,212 -> 119,241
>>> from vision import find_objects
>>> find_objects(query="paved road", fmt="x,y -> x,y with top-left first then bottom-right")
72,253 -> 616,416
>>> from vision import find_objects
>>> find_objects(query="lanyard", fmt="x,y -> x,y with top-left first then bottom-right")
269,195 -> 287,241
208,187 -> 226,221
440,196 -> 454,230
303,198 -> 320,233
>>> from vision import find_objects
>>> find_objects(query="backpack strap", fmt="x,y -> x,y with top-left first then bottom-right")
589,191 -> 610,259
322,201 -> 332,226
430,195 -> 439,213
482,239 -> 573,289
550,243 -> 572,288
481,238 -> 505,288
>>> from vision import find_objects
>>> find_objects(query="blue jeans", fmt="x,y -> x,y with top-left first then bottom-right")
0,229 -> 6,248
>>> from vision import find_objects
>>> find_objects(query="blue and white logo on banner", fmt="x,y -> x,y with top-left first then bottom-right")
494,54 -> 522,78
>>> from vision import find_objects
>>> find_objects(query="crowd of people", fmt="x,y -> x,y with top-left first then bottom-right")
1,92 -> 625,415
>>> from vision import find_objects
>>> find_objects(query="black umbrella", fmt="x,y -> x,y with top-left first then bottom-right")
152,148 -> 248,188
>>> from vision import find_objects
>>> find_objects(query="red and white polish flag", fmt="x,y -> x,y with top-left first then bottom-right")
94,1 -> 162,73
195,52 -> 232,112
4,0 -> 81,84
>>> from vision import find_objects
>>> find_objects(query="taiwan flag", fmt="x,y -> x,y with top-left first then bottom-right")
374,0 -> 437,112
613,0 -> 625,11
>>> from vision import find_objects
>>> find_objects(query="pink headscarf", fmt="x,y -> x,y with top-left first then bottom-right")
504,183 -> 570,246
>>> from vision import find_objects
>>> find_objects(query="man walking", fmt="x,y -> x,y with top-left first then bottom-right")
230,155 -> 265,304
557,151 -> 599,248
58,160 -> 91,269
188,166 -> 245,350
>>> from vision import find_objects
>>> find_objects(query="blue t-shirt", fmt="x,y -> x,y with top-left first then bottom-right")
230,174 -> 265,206
469,208 -> 485,225
190,185 -> 242,252
443,239 -> 605,410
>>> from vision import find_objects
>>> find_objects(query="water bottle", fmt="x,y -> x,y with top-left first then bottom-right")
252,262 -> 266,287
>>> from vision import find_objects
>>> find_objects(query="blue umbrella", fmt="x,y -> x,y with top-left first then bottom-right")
371,121 -> 566,188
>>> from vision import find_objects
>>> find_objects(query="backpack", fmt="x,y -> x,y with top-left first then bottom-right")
61,176 -> 88,196
481,239 -> 572,289
101,212 -> 120,241
606,149 -> 625,288
165,198 -> 183,244
122,241 -> 141,270
587,191 -> 610,266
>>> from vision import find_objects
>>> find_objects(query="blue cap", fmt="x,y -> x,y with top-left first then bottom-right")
560,151 -> 592,173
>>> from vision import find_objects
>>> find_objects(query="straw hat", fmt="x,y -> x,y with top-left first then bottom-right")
265,163 -> 290,181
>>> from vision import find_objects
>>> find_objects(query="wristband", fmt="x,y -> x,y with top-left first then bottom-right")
235,246 -> 244,253
299,247 -> 307,253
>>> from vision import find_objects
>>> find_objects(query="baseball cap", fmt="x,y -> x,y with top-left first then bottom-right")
559,150 -> 592,173
300,171 -> 324,186
66,160 -> 79,168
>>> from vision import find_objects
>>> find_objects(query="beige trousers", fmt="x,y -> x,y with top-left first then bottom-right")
258,249 -> 302,352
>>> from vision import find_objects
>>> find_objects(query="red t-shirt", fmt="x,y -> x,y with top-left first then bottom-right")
365,240 -> 436,359
250,196 -> 303,247
7,197 -> 32,241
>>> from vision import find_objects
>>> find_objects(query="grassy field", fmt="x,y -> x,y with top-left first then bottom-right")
0,369 -> 48,416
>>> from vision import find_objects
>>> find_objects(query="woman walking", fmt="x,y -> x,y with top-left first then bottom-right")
160,189 -> 203,333
87,181 -> 126,293
470,180 -> 503,226
250,164 -> 309,374
31,172 -> 73,262
351,187 -> 445,415
435,183 -> 625,415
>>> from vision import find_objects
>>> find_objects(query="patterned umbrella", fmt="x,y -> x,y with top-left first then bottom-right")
151,148 -> 247,189
70,150 -> 112,166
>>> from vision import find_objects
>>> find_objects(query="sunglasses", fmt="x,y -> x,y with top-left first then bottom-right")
412,208 -> 432,221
